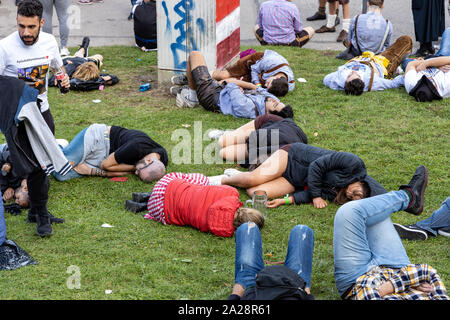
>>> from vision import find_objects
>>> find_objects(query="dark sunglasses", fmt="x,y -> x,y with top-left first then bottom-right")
135,160 -> 153,174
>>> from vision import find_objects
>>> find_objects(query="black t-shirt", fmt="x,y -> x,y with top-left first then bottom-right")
109,126 -> 168,166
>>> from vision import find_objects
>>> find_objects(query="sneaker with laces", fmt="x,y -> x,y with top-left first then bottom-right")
170,85 -> 188,96
393,223 -> 428,241
176,88 -> 199,108
171,74 -> 188,86
208,175 -> 226,186
224,168 -> 243,177
437,226 -> 450,237
60,47 -> 70,56
399,165 -> 428,215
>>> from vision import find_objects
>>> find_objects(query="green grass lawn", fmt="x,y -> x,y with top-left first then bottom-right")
0,45 -> 448,300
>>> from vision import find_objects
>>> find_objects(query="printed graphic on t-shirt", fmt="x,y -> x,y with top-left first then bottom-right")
18,64 -> 49,94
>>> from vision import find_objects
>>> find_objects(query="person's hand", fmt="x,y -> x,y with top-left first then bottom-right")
413,282 -> 433,293
415,61 -> 427,72
267,198 -> 285,208
438,64 -> 450,73
2,187 -> 14,201
60,73 -> 70,89
1,163 -> 11,174
312,197 -> 327,209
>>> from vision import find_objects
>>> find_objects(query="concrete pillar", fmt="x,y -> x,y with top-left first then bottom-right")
157,0 -> 240,84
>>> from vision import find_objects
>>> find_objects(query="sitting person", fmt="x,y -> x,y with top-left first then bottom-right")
336,0 -> 393,60
129,172 -> 265,238
213,114 -> 308,170
172,51 -> 294,119
401,28 -> 450,102
209,143 -> 387,209
49,37 -> 119,90
228,222 -> 315,300
254,0 -> 314,48
212,49 -> 295,96
53,124 -> 168,183
393,197 -> 449,240
132,0 -> 157,51
323,35 -> 412,95
0,144 -> 29,208
334,165 -> 449,300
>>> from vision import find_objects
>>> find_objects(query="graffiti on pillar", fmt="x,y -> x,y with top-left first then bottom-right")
162,0 -> 206,70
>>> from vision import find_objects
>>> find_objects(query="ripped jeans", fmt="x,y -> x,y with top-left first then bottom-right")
234,222 -> 314,289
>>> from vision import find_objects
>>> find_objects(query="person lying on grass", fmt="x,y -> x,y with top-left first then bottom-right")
170,51 -> 294,119
212,49 -> 296,97
401,28 -> 450,102
208,143 -> 387,209
125,172 -> 265,238
211,114 -> 308,171
49,37 -> 118,90
323,35 -> 412,95
334,165 -> 449,300
53,123 -> 168,183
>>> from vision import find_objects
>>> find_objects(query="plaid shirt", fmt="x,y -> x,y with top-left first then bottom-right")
346,264 -> 449,300
144,172 -> 209,224
257,0 -> 302,44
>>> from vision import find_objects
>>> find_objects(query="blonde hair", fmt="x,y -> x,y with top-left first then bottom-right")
233,207 -> 265,230
72,62 -> 100,81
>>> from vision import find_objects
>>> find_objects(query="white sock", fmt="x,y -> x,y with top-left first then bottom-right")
326,14 -> 337,28
342,19 -> 351,32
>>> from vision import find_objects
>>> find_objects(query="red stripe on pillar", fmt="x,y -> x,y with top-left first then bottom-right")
216,27 -> 240,69
216,0 -> 240,23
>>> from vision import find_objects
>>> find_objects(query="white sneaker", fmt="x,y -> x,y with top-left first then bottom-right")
56,139 -> 69,148
224,168 -> 243,177
176,88 -> 199,108
208,174 -> 226,186
60,47 -> 70,56
208,129 -> 225,140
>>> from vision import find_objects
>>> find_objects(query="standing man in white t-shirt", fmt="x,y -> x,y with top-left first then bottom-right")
0,0 -> 70,237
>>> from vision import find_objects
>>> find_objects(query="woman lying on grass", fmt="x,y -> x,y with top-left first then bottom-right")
126,172 -> 264,237
208,143 -> 387,209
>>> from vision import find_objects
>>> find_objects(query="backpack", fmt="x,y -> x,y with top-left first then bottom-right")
244,265 -> 311,300
69,74 -> 119,91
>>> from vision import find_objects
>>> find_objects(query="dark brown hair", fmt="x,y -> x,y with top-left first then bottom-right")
334,181 -> 370,205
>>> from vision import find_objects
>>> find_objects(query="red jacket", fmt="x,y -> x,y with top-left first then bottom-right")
164,179 -> 243,237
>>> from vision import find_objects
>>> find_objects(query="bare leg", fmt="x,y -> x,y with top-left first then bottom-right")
222,149 -> 289,189
186,51 -> 208,90
342,2 -> 350,19
304,26 -> 315,38
219,144 -> 248,162
247,176 -> 295,199
328,1 -> 337,14
218,120 -> 256,148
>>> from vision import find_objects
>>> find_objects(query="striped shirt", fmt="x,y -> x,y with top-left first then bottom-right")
257,0 -> 303,44
144,172 -> 209,224
346,264 -> 449,300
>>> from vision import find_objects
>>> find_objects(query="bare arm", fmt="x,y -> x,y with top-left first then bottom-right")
100,153 -> 135,172
415,56 -> 450,72
221,78 -> 258,90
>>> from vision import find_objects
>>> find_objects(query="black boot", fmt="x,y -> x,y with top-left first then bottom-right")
132,192 -> 152,203
125,200 -> 147,213
27,210 -> 65,224
399,165 -> 428,216
35,212 -> 53,237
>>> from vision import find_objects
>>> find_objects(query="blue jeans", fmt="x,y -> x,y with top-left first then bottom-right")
52,128 -> 87,181
0,190 -> 6,245
415,197 -> 450,236
234,222 -> 314,289
333,191 -> 411,296
402,27 -> 450,70
435,28 -> 450,57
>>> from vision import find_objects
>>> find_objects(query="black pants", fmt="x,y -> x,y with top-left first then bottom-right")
27,109 -> 54,213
